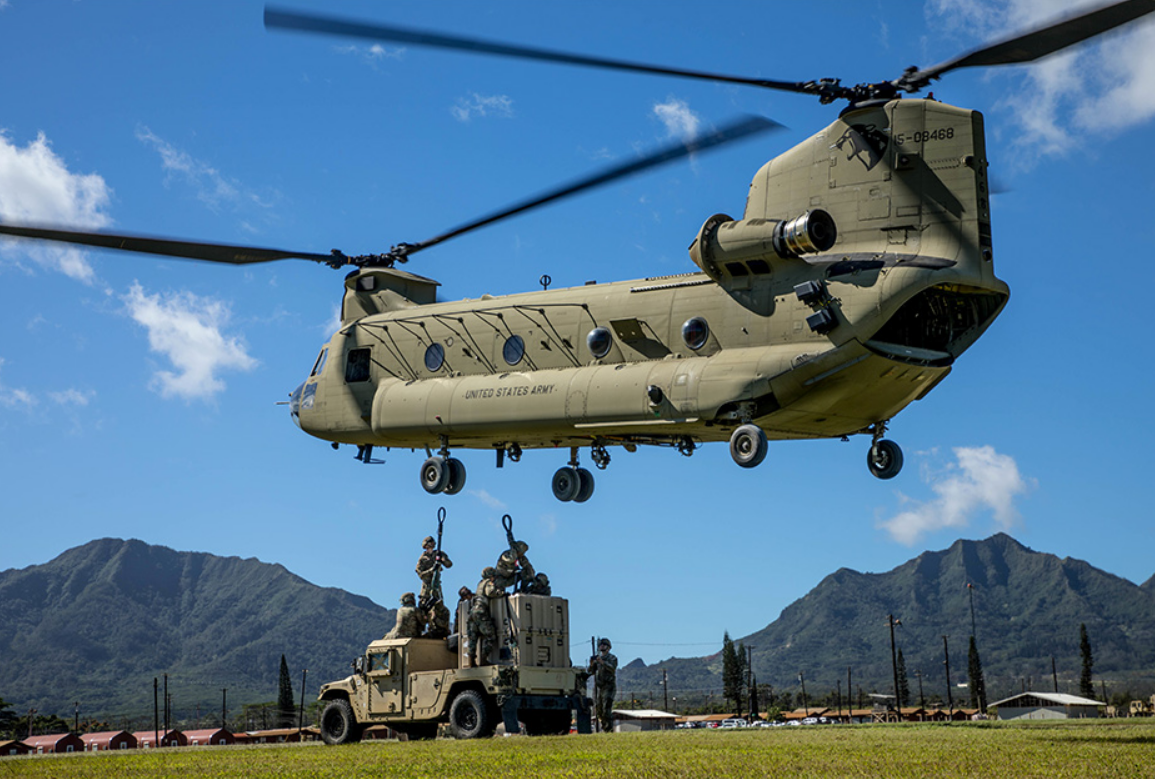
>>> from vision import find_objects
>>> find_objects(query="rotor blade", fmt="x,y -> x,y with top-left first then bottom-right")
264,6 -> 810,96
0,223 -> 343,266
405,115 -> 782,257
901,0 -> 1155,90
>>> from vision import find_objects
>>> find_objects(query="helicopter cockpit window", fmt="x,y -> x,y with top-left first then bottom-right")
345,348 -> 371,383
587,327 -> 612,359
310,348 -> 328,377
424,343 -> 446,373
502,335 -> 526,366
682,317 -> 710,351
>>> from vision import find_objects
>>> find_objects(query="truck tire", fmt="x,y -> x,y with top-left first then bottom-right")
319,699 -> 361,745
448,690 -> 493,739
522,710 -> 572,736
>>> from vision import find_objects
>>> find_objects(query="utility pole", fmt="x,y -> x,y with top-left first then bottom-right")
74,701 -> 80,734
1052,657 -> 1059,693
163,674 -> 169,732
888,615 -> 902,715
799,671 -> 809,716
942,635 -> 953,719
847,667 -> 852,713
662,668 -> 669,712
153,677 -> 159,744
221,688 -> 228,729
299,669 -> 309,734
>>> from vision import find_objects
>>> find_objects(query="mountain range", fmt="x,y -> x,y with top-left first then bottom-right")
2,533 -> 1152,721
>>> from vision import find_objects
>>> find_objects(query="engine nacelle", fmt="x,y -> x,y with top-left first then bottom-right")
688,209 -> 836,281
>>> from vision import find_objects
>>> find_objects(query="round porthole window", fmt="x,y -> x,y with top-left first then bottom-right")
503,335 -> 526,366
424,343 -> 445,372
587,327 -> 612,359
682,317 -> 709,351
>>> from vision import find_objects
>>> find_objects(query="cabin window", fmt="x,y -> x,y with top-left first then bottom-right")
682,317 -> 710,350
368,652 -> 391,673
345,348 -> 371,383
503,335 -> 526,366
310,347 -> 328,377
587,327 -> 612,359
424,343 -> 446,372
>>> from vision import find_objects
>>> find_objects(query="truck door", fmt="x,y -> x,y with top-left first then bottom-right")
366,649 -> 404,716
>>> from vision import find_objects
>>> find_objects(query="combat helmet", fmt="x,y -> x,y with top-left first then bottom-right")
400,592 -> 416,606
598,638 -> 611,650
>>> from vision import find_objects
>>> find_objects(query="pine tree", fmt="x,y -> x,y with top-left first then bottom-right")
721,633 -> 746,714
1079,623 -> 1095,699
277,654 -> 296,728
896,649 -> 910,709
967,635 -> 987,711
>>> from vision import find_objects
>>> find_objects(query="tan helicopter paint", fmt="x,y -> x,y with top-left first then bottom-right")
294,98 -> 1008,455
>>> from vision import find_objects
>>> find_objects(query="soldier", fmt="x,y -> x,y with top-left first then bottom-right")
589,638 -> 618,733
525,572 -> 551,596
493,539 -> 535,592
425,600 -> 451,640
453,585 -> 473,636
416,534 -> 453,608
467,567 -> 502,666
384,592 -> 423,640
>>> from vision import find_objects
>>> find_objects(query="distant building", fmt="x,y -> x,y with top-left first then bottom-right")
611,709 -> 677,732
23,733 -> 84,754
0,740 -> 31,756
132,729 -> 187,748
80,731 -> 136,751
991,692 -> 1104,720
184,728 -> 235,746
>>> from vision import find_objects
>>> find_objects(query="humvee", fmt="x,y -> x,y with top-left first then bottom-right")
316,593 -> 593,741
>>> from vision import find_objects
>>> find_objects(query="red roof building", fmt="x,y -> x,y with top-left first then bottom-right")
0,740 -> 31,756
132,729 -> 187,748
23,733 -> 84,754
80,731 -> 137,751
184,728 -> 234,746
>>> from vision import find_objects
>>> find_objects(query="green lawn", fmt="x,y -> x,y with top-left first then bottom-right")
6,721 -> 1154,778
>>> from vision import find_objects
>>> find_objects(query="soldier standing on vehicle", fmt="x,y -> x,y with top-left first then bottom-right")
384,592 -> 424,639
493,539 -> 535,592
454,585 -> 473,636
467,568 -> 501,666
589,638 -> 618,733
416,534 -> 453,606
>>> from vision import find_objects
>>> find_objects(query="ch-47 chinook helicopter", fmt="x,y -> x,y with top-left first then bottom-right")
3,2 -> 1152,503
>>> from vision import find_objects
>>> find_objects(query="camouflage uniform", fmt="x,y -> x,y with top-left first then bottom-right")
425,601 -> 451,639
493,540 -> 535,592
525,572 -> 552,596
589,639 -> 618,733
453,586 -> 473,636
415,536 -> 453,607
384,593 -> 424,640
467,569 -> 502,666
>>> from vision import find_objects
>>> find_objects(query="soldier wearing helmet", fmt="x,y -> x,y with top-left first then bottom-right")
416,534 -> 453,607
494,539 -> 535,592
384,592 -> 423,640
467,568 -> 501,666
589,637 -> 618,732
525,572 -> 552,596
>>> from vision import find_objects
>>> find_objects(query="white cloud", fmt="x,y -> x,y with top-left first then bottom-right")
0,131 -> 113,282
123,282 -> 257,401
136,127 -> 274,215
335,43 -> 406,64
878,445 -> 1034,545
49,388 -> 95,407
653,98 -> 701,140
470,488 -> 507,511
451,93 -> 514,123
927,1 -> 1155,163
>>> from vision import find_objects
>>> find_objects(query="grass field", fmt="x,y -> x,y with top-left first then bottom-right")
5,721 -> 1154,778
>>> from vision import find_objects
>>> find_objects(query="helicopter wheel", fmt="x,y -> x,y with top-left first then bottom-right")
729,424 -> 768,468
443,457 -> 467,495
573,467 -> 595,503
551,466 -> 580,502
867,439 -> 903,480
420,456 -> 450,494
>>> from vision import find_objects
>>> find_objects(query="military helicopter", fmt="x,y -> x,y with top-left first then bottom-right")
2,2 -> 1152,503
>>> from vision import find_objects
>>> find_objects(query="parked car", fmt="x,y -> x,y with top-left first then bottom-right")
720,718 -> 748,729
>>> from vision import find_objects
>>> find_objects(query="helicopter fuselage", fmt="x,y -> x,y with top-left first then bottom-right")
290,98 -> 1008,498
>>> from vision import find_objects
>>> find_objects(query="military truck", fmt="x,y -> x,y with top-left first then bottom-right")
316,593 -> 592,742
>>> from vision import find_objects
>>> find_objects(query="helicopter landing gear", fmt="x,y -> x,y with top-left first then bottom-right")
866,422 -> 903,480
729,423 -> 767,468
553,447 -> 595,503
421,439 -> 467,495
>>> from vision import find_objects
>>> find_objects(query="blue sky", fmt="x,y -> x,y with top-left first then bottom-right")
2,0 -> 1154,671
